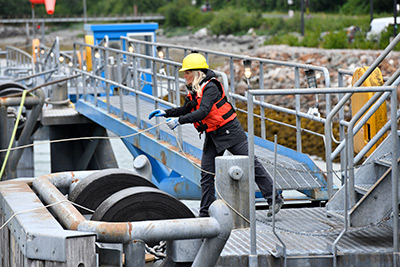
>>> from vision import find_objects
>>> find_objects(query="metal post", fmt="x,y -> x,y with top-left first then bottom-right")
294,67 -> 302,153
0,106 -> 8,180
370,0 -> 374,22
116,53 -> 125,119
391,88 -> 399,266
394,0 -> 398,36
215,155 -> 250,229
124,240 -> 145,267
83,0 -> 87,23
272,135 -> 287,267
301,0 -> 305,36
229,57 -> 236,108
247,91 -> 257,267
259,62 -> 266,139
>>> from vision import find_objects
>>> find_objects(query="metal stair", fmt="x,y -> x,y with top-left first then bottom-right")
326,131 -> 400,227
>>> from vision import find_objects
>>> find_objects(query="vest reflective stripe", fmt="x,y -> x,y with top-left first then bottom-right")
187,78 -> 236,133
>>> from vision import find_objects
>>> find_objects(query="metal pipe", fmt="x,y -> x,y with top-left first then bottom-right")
390,89 -> 399,265
294,67 -> 302,153
0,96 -> 40,107
32,173 -> 232,266
272,135 -> 287,267
247,91 -> 257,267
9,89 -> 45,176
332,133 -> 349,267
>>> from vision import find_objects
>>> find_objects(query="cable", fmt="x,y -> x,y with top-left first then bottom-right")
0,90 -> 27,180
0,121 -> 167,153
172,128 -> 250,223
0,199 -> 94,231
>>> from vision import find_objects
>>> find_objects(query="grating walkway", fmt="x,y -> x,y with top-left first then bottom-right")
222,208 -> 393,259
94,95 -> 325,191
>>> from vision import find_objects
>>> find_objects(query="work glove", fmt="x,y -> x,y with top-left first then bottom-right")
166,118 -> 180,130
148,109 -> 166,120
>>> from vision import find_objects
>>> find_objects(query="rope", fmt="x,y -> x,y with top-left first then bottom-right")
0,121 -> 167,153
0,90 -> 27,181
172,128 -> 250,223
0,199 -> 94,231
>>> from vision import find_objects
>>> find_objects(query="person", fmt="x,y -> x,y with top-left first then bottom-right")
149,53 -> 283,217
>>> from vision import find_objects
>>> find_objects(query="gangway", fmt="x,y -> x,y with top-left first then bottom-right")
0,29 -> 399,266
69,40 -> 329,201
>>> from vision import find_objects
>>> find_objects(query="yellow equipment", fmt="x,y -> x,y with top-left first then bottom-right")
179,53 -> 209,72
351,66 -> 387,156
32,38 -> 40,63
84,35 -> 94,71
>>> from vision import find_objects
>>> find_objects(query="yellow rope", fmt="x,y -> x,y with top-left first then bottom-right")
0,90 -> 27,180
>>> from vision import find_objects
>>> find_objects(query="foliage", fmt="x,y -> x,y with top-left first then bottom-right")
208,8 -> 262,35
159,0 -> 214,28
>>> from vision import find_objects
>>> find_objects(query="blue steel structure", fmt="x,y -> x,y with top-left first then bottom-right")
70,23 -> 329,201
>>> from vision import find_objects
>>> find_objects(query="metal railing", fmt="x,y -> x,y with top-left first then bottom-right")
247,85 -> 399,267
2,46 -> 34,79
325,33 -> 400,199
122,36 -> 332,154
71,41 -> 230,147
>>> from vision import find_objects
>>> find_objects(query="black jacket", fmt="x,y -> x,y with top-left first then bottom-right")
165,69 -> 247,153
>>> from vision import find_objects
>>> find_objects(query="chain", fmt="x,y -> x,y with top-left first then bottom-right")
145,241 -> 166,261
256,213 -> 392,237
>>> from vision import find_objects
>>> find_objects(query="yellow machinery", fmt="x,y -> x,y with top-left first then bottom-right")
351,66 -> 387,156
32,38 -> 40,63
84,35 -> 94,71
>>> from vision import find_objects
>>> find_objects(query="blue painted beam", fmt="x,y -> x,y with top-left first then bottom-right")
75,100 -> 202,189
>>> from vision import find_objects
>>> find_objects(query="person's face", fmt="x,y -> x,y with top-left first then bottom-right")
184,70 -> 194,86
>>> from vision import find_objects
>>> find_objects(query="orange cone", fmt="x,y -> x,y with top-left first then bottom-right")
44,0 -> 56,15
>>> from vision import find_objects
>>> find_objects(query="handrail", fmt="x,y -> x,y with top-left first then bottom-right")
122,36 -> 332,152
247,85 -> 398,267
324,32 -> 400,198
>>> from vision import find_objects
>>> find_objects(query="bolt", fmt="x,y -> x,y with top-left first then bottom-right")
228,166 -> 243,180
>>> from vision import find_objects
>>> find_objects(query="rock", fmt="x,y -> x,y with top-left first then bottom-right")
235,80 -> 248,95
194,28 -> 208,39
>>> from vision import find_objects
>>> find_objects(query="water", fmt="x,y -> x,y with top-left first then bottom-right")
33,137 -> 134,177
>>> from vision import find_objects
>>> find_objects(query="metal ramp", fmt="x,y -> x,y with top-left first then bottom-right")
75,93 -> 327,200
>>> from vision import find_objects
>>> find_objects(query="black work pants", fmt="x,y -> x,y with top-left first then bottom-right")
199,138 -> 278,217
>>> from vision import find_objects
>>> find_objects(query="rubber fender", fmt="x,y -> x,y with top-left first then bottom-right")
91,186 -> 195,246
91,186 -> 195,222
0,82 -> 27,96
68,168 -> 158,214
351,66 -> 387,156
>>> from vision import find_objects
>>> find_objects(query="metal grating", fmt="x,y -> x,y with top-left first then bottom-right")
221,207 -> 393,258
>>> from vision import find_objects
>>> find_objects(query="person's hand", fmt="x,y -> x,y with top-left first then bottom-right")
166,118 -> 180,130
148,109 -> 166,120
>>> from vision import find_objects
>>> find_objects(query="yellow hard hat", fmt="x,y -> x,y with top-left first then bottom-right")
179,53 -> 209,72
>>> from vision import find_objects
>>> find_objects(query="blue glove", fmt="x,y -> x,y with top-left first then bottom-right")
148,109 -> 166,120
166,118 -> 180,130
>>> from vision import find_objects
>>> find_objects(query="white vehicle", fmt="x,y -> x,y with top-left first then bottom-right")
366,17 -> 395,41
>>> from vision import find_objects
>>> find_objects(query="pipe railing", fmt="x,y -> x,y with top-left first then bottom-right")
3,46 -> 34,79
122,37 -> 332,153
247,85 -> 399,267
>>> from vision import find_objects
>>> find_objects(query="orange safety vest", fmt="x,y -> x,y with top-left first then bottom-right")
187,78 -> 236,133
